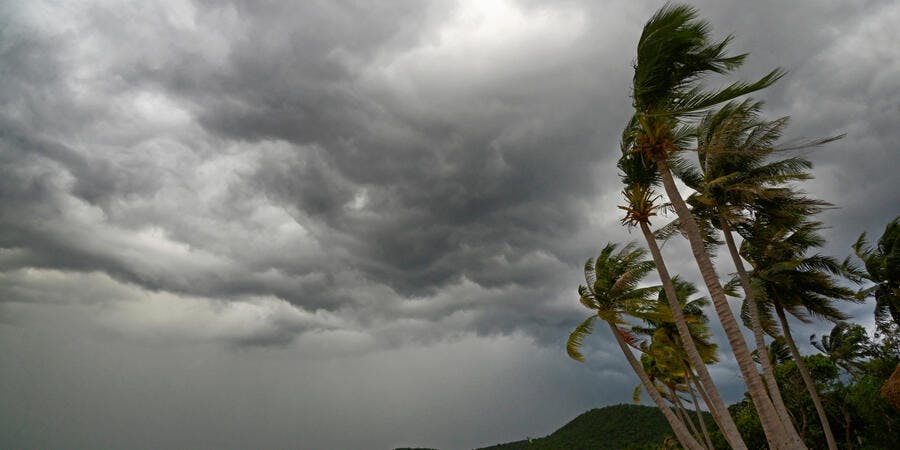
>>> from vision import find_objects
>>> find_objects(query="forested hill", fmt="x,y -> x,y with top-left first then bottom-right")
392,403 -> 713,450
474,404 -> 702,450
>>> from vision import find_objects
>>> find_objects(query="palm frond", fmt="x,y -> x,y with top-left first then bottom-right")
567,315 -> 598,362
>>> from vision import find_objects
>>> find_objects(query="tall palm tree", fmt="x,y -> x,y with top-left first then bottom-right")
629,6 -> 799,448
742,218 -> 858,448
668,99 -> 840,449
618,133 -> 747,449
567,243 -> 705,450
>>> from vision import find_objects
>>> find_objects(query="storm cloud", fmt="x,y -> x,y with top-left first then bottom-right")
1,0 -> 898,448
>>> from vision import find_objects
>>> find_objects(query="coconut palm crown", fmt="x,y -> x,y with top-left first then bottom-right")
567,242 -> 657,361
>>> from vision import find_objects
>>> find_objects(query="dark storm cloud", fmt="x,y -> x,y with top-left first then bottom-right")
1,0 -> 641,350
3,1 -> 899,448
163,0 -> 628,298
0,0 -> 894,408
3,0 -> 897,351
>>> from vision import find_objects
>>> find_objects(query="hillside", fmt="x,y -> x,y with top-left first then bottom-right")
475,404 -> 712,450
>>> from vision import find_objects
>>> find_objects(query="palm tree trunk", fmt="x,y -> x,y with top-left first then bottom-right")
684,365 -> 713,418
686,374 -> 716,450
655,157 -> 802,450
608,321 -> 705,450
774,301 -> 838,450
681,360 -> 716,450
669,385 -> 704,446
719,216 -> 812,449
639,222 -> 748,449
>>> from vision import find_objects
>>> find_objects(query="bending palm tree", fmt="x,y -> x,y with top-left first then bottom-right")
669,100 -> 840,449
811,322 -> 870,379
567,243 -> 705,450
629,5 -> 799,448
742,218 -> 858,447
618,139 -> 746,448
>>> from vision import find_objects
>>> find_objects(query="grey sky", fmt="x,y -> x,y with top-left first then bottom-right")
1,0 -> 898,448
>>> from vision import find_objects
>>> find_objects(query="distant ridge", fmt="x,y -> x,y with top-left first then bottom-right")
474,403 -> 709,450
393,404 -> 714,450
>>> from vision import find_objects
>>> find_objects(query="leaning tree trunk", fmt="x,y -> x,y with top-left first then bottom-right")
669,384 -> 704,447
640,222 -> 748,450
683,362 -> 718,450
775,302 -> 838,450
608,321 -> 705,450
671,384 -> 714,450
686,373 -> 716,450
656,157 -> 802,450
720,216 -> 815,450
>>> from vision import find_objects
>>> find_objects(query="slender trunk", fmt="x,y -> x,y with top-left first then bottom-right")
775,302 -> 837,450
685,365 -> 721,435
686,374 -> 716,450
685,364 -> 725,436
608,321 -> 705,450
670,384 -> 703,446
720,217 -> 813,450
656,157 -> 801,450
639,222 -> 748,450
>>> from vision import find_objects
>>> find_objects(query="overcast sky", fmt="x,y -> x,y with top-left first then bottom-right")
1,1 -> 898,449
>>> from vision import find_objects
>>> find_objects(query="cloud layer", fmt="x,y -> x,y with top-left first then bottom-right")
2,0 -> 898,448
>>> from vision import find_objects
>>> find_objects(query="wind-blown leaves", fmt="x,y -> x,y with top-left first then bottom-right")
567,315 -> 598,363
849,217 -> 900,328
569,242 -> 659,362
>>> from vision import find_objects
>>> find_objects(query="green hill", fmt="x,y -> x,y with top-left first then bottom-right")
476,404 -> 712,450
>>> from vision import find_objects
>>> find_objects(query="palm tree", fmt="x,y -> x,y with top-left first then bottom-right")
742,218 -> 858,448
618,134 -> 747,449
567,243 -> 705,450
849,217 -> 900,330
667,99 -> 841,449
629,6 -> 799,448
811,322 -> 871,379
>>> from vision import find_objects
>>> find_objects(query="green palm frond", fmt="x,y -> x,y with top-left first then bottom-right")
567,315 -> 598,362
740,290 -> 781,336
654,70 -> 785,118
774,133 -> 846,152
584,258 -> 597,288
634,4 -> 750,109
667,153 -> 704,189
578,285 -> 599,310
653,217 -> 683,242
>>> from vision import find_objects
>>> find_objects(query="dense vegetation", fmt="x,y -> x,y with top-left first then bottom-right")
564,3 -> 900,450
